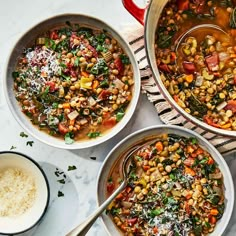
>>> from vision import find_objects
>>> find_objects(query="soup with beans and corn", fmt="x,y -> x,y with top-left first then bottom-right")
155,0 -> 236,130
106,134 -> 225,236
13,23 -> 134,144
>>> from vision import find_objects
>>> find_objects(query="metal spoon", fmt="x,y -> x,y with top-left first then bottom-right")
66,138 -> 159,236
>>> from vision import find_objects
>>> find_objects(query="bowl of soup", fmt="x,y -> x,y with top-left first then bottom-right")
123,0 -> 236,138
97,125 -> 234,236
4,14 -> 140,149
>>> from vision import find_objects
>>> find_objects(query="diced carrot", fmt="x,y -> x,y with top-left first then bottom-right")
210,209 -> 219,216
221,123 -> 232,129
185,192 -> 192,200
63,103 -> 70,109
125,186 -> 132,193
81,71 -> 89,77
69,119 -> 75,126
187,145 -> 195,154
173,95 -> 179,102
209,215 -> 217,224
185,74 -> 194,83
208,156 -> 214,165
155,141 -> 164,152
115,193 -> 123,200
143,165 -> 150,171
92,80 -> 99,90
185,166 -> 196,176
153,226 -> 158,234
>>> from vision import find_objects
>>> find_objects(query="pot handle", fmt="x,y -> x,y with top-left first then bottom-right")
122,0 -> 148,25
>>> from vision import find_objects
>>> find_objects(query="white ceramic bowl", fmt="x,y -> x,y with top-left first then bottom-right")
97,125 -> 234,236
4,14 -> 140,149
0,151 -> 49,235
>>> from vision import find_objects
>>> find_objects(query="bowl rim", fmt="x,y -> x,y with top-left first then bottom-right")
0,151 -> 50,235
96,124 -> 235,236
144,0 -> 236,138
3,13 -> 141,150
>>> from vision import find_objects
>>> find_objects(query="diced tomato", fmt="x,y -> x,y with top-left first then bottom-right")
185,201 -> 191,215
177,0 -> 189,11
58,123 -> 69,135
203,115 -> 221,128
209,215 -> 217,224
182,61 -> 196,74
114,58 -> 124,74
87,45 -> 98,58
224,100 -> 236,113
50,31 -> 59,40
45,81 -> 56,92
103,117 -> 117,128
125,186 -> 132,193
98,89 -> 111,100
143,165 -> 150,171
184,157 -> 195,167
153,226 -> 158,234
107,182 -> 115,194
205,53 -> 219,71
115,193 -> 124,200
158,63 -> 171,73
208,156 -> 214,165
127,218 -> 138,226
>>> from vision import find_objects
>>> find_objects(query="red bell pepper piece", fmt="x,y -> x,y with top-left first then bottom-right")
106,182 -> 115,194
224,100 -> 236,113
98,90 -> 111,100
50,31 -> 59,40
45,81 -> 56,92
58,123 -> 69,135
103,117 -> 117,128
203,116 -> 221,128
127,218 -> 138,226
114,58 -> 124,74
177,0 -> 189,11
182,61 -> 196,74
158,63 -> 171,73
205,53 -> 219,71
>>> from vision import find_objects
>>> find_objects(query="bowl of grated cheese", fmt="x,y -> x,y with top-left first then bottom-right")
0,151 -> 49,235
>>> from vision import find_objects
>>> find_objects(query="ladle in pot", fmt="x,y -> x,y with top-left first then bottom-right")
66,138 -> 160,236
174,24 -> 231,72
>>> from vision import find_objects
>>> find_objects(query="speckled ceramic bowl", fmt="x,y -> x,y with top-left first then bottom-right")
4,14 -> 140,149
97,125 -> 234,236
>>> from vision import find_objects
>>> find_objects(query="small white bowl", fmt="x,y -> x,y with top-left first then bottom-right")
0,151 -> 49,235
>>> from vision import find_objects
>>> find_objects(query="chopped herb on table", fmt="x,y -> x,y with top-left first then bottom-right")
68,165 -> 77,171
10,146 -> 16,150
58,191 -> 64,197
20,132 -> 28,138
57,179 -> 66,184
26,141 -> 34,146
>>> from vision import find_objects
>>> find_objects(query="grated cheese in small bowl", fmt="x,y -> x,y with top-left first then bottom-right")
0,167 -> 37,217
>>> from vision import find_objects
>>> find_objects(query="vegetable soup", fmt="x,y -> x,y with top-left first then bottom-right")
106,134 -> 225,235
155,0 -> 236,130
12,23 -> 134,144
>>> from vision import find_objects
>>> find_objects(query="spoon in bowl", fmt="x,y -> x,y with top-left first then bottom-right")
66,138 -> 160,236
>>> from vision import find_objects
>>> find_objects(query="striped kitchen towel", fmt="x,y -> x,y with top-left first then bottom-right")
123,23 -> 236,156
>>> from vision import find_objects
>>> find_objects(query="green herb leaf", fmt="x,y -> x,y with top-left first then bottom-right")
26,141 -> 34,146
149,208 -> 164,217
65,133 -> 74,144
116,112 -> 124,122
68,165 -> 77,171
58,191 -> 64,197
74,57 -> 80,67
189,137 -> 198,145
10,146 -> 16,150
20,132 -> 28,138
87,131 -> 101,139
12,71 -> 19,79
120,54 -> 130,65
57,179 -> 66,184
52,102 -> 58,109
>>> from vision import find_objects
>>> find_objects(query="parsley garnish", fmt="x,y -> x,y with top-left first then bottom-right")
90,156 -> 97,160
26,141 -> 34,146
10,146 -> 16,150
119,54 -> 130,65
57,179 -> 66,184
20,132 -> 28,138
68,165 -> 77,171
65,133 -> 74,145
58,191 -> 64,197
87,131 -> 101,139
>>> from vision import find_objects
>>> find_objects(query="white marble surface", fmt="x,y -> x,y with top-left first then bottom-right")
0,1 -> 235,236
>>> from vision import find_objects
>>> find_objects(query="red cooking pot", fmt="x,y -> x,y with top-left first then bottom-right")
122,0 -> 236,138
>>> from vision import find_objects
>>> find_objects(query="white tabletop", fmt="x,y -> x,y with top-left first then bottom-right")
0,1 -> 235,236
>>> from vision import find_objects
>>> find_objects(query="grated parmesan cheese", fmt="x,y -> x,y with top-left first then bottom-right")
0,168 -> 36,217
